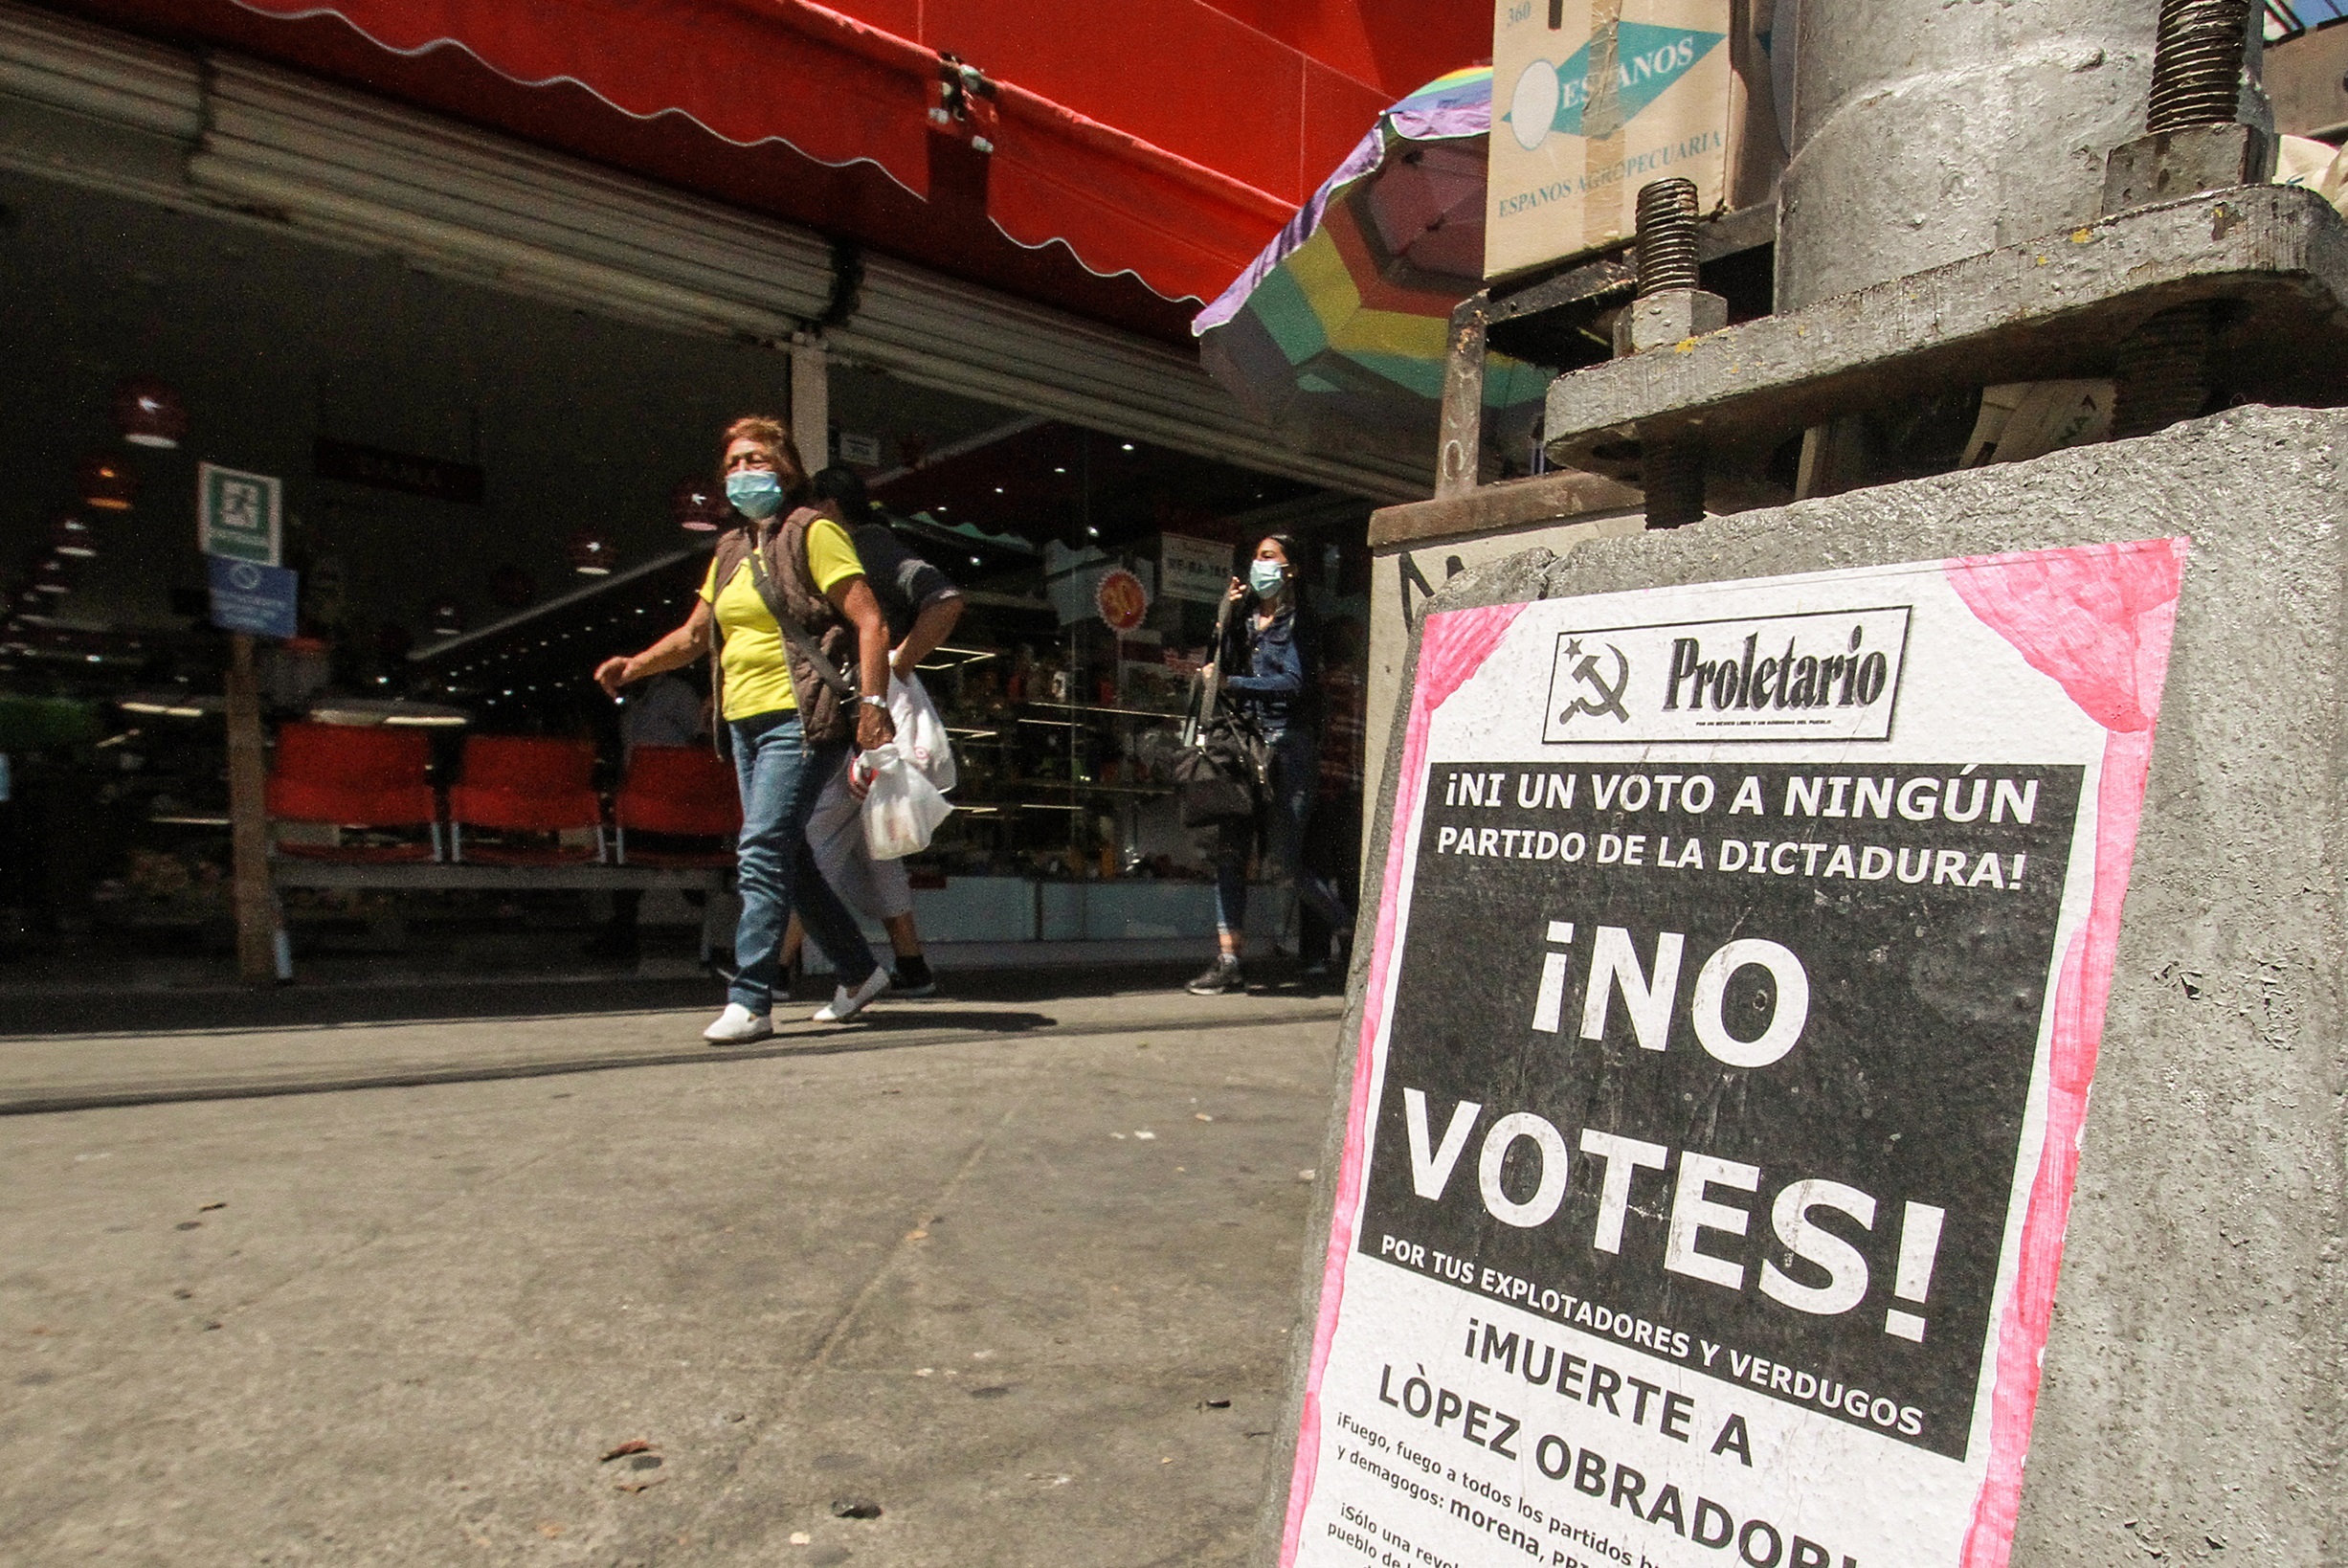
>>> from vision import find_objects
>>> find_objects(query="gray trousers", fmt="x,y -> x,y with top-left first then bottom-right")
806,753 -> 914,923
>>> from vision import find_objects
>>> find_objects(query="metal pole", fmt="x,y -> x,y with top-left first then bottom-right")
224,632 -> 276,982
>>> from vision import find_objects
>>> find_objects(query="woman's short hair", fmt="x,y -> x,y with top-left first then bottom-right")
719,415 -> 809,497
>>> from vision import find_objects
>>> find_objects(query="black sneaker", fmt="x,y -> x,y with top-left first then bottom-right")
1185,954 -> 1244,995
891,953 -> 937,997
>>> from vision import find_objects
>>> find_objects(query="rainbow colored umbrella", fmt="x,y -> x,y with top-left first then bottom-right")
1195,68 -> 1548,449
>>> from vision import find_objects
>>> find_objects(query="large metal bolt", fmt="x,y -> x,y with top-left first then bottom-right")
2147,0 -> 2248,133
1641,431 -> 1706,529
1634,178 -> 1701,296
1632,177 -> 1706,527
2111,302 -> 2218,437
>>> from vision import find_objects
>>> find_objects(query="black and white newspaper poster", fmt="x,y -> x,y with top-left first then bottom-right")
1280,545 -> 2184,1568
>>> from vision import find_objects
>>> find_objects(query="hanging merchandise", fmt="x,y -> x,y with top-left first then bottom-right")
113,376 -> 188,448
858,743 -> 952,860
78,452 -> 137,510
50,511 -> 98,558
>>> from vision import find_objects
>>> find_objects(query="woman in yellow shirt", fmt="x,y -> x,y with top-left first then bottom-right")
595,416 -> 896,1041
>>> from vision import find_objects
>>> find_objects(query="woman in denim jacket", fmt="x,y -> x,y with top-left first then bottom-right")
1187,532 -> 1353,996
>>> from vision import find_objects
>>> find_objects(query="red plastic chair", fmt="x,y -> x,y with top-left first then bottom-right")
613,744 -> 741,866
266,721 -> 440,862
447,735 -> 604,862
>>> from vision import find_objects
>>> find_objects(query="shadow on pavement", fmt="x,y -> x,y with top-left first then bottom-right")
0,962 -> 1224,1042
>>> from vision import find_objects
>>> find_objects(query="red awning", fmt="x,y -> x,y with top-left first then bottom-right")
189,1 -> 948,191
62,0 -> 1368,319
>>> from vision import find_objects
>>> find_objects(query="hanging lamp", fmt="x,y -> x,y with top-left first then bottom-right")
50,511 -> 98,558
672,478 -> 726,532
569,532 -> 616,575
112,376 -> 188,449
78,453 -> 137,510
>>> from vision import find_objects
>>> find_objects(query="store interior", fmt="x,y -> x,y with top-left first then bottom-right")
0,166 -> 1376,974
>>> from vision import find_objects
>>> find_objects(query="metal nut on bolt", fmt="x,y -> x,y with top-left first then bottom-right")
2100,123 -> 2273,214
2101,0 -> 2270,214
1614,288 -> 1730,356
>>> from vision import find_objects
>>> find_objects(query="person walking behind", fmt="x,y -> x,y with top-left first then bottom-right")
593,417 -> 897,1041
777,466 -> 964,997
585,669 -> 704,963
1187,533 -> 1353,996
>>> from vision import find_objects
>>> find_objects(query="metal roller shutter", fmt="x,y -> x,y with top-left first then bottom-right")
839,251 -> 1430,499
0,1 -> 194,138
189,58 -> 839,340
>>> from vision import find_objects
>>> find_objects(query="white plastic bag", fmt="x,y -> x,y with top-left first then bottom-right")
886,672 -> 956,793
859,743 -> 952,860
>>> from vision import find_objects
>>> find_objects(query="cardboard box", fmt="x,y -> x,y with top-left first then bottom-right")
1487,0 -> 1780,280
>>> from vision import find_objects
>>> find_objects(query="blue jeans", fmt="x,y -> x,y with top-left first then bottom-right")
727,710 -> 877,1012
1214,729 -> 1352,941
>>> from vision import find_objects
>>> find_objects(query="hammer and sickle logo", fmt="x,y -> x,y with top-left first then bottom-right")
1557,637 -> 1631,725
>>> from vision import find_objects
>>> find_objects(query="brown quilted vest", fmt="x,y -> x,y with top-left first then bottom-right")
706,505 -> 856,745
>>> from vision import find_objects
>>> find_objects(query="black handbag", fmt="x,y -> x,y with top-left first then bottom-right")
1171,589 -> 1267,827
1173,713 -> 1268,827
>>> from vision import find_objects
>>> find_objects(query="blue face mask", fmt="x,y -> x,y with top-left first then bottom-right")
1248,559 -> 1286,596
726,469 -> 784,521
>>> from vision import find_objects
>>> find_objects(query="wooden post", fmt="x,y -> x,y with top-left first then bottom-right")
1436,292 -> 1490,498
224,632 -> 275,982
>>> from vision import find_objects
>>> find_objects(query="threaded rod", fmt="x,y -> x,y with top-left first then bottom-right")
2112,302 -> 2218,437
1634,178 -> 1701,297
1642,433 -> 1706,528
2148,0 -> 2248,133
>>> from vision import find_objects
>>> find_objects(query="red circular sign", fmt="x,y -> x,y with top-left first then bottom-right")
1096,568 -> 1149,631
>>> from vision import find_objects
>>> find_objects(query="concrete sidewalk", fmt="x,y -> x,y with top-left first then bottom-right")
1,983 -> 1346,1566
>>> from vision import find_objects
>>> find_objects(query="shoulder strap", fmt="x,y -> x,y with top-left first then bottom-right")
743,522 -> 857,698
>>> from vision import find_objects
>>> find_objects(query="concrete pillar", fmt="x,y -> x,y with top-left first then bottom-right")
790,344 -> 828,479
1775,0 -> 2158,311
1286,404 -> 2348,1566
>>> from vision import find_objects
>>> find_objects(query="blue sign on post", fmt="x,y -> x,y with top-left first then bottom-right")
208,555 -> 299,639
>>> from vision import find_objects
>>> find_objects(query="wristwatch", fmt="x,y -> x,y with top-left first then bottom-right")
859,694 -> 887,707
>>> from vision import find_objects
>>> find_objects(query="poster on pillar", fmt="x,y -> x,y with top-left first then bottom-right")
1487,0 -> 1734,279
1279,541 -> 2185,1568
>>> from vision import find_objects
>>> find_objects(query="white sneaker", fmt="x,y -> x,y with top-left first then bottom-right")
813,966 -> 890,1022
702,1003 -> 773,1043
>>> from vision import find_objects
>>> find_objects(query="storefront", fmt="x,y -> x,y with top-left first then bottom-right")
0,1 -> 1419,976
